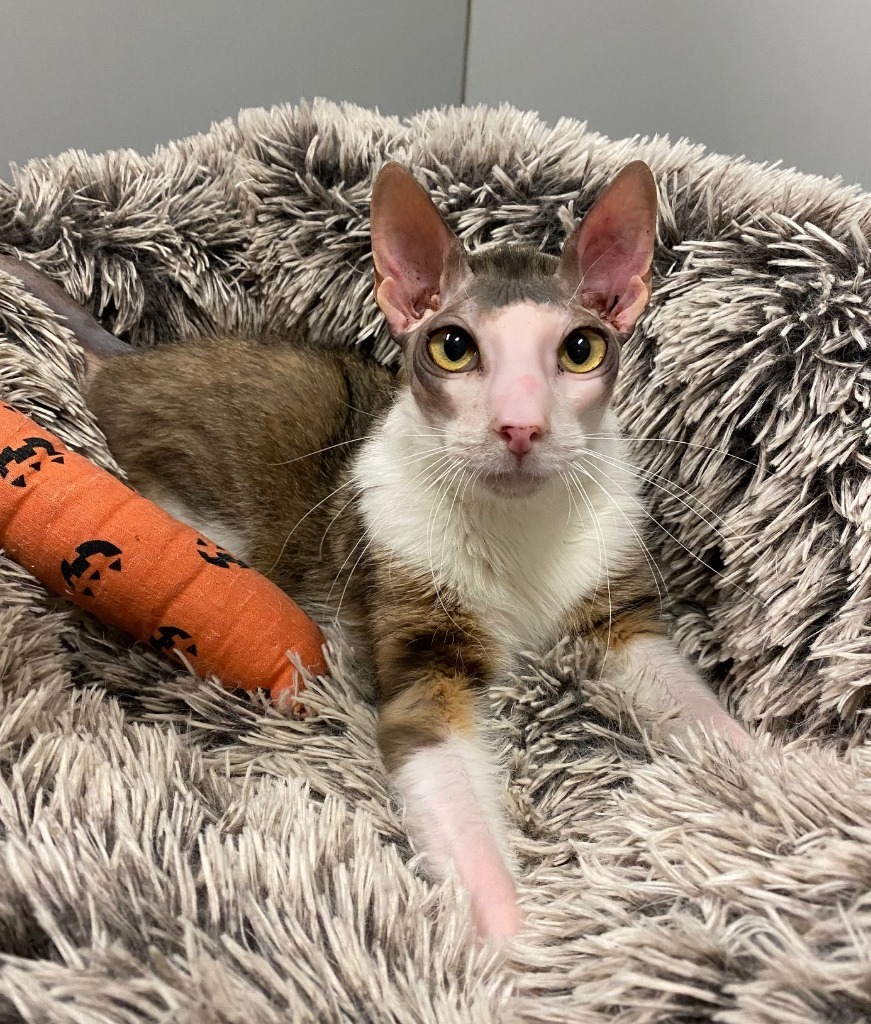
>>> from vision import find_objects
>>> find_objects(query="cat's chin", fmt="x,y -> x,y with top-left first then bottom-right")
478,469 -> 547,498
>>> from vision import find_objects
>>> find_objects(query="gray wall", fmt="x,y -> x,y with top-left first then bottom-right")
0,0 -> 466,173
2,0 -> 869,190
466,0 -> 871,188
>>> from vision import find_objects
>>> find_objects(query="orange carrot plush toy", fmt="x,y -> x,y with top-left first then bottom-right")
0,400 -> 326,706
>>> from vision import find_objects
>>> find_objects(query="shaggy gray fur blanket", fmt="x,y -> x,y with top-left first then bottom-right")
0,100 -> 870,1023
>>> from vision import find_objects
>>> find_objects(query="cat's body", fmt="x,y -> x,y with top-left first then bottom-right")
0,161 -> 747,942
88,337 -> 394,642
88,318 -> 654,698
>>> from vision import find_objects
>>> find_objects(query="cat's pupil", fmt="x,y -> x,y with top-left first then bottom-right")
565,331 -> 591,365
442,328 -> 470,362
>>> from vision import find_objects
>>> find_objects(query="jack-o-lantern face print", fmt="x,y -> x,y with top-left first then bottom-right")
150,625 -> 198,662
0,436 -> 65,488
195,537 -> 248,569
60,539 -> 123,597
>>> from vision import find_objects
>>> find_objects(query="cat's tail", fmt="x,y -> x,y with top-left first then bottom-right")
0,253 -> 130,376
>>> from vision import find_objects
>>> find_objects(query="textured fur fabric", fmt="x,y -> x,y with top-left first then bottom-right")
1,100 -> 870,1022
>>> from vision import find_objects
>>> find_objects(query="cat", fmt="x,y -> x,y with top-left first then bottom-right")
0,160 -> 747,942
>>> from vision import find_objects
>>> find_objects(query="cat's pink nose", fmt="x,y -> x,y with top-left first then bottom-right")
499,425 -> 543,456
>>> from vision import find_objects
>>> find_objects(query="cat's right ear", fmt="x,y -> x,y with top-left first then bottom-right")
370,163 -> 468,338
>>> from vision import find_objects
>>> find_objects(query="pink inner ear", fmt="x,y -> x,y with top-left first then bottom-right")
371,163 -> 462,335
579,222 -> 652,296
561,162 -> 657,333
376,275 -> 435,337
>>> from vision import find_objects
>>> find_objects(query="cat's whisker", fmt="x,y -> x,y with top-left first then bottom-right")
397,449 -> 463,507
560,469 -> 604,605
264,446 -> 451,579
436,463 -> 470,576
581,446 -> 748,551
450,468 -> 493,661
420,458 -> 462,496
582,449 -> 754,582
438,464 -> 468,570
560,469 -> 606,623
588,447 -> 749,543
267,430 -> 451,469
268,435 -> 447,480
451,467 -> 494,662
340,398 -> 390,420
339,401 -> 379,419
560,471 -> 575,532
332,534 -> 377,621
397,451 -> 458,497
584,433 -> 772,475
328,456 -> 451,613
429,462 -> 488,654
426,460 -> 465,575
565,468 -> 612,679
262,476 -> 360,579
388,449 -> 457,479
566,466 -> 669,619
318,489 -> 363,561
264,436 -> 368,467
572,455 -> 769,613
326,529 -> 369,608
373,444 -> 455,476
394,431 -> 452,442
567,238 -> 621,307
405,444 -> 463,491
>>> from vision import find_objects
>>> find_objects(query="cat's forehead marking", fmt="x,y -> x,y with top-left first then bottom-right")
464,245 -> 566,310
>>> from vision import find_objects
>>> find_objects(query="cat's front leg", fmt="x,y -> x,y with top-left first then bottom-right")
369,578 -> 521,943
603,631 -> 749,749
386,714 -> 521,942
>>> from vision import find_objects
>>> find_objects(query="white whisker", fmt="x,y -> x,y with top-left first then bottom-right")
567,466 -> 669,619
426,459 -> 465,594
264,444 -> 450,579
333,534 -> 376,621
585,432 -> 772,475
565,238 -> 621,307
573,454 -> 769,612
262,476 -> 358,579
565,467 -> 612,679
264,436 -> 368,467
318,489 -> 362,560
582,446 -> 748,551
327,448 -> 454,615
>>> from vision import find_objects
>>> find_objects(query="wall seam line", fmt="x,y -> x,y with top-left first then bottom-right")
460,0 -> 473,104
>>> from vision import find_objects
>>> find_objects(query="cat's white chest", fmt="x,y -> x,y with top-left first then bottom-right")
354,413 -> 642,657
428,494 -> 614,648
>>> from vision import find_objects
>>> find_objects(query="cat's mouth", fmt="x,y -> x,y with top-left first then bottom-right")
478,466 -> 547,497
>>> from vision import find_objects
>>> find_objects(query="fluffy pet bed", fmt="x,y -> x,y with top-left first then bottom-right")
0,100 -> 869,1023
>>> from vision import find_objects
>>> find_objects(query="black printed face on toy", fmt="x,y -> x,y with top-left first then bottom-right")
195,537 -> 249,569
0,436 -> 65,488
60,539 -> 123,597
150,625 -> 198,662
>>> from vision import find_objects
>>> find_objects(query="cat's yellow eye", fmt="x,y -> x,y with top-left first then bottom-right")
558,328 -> 607,373
427,326 -> 478,372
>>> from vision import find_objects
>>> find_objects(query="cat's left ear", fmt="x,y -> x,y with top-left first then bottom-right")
558,161 -> 658,334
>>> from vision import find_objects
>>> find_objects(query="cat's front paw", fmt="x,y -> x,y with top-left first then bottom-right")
699,708 -> 751,752
468,867 -> 524,944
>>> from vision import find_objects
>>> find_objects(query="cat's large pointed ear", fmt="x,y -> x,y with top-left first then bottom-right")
370,163 -> 469,337
558,161 -> 657,334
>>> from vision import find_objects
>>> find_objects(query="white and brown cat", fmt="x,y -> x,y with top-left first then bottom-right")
0,160 -> 747,942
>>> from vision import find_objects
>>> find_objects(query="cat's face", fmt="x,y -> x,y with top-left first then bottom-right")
370,162 -> 657,496
397,276 -> 621,496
